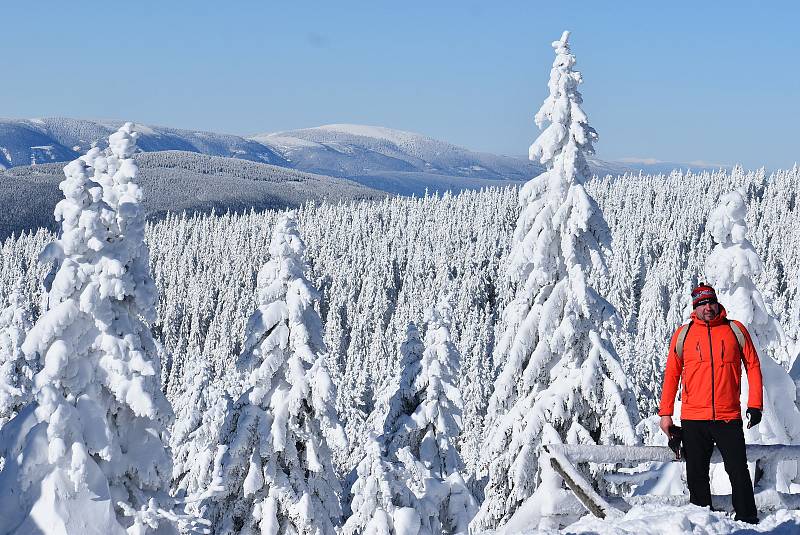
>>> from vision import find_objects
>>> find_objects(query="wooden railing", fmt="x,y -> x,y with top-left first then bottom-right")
541,443 -> 800,519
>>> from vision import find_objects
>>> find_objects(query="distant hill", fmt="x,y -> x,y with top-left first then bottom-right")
0,118 -> 729,192
586,157 -> 730,177
0,151 -> 384,240
0,120 -> 77,168
255,125 -> 731,193
253,124 -> 542,193
0,117 -> 286,169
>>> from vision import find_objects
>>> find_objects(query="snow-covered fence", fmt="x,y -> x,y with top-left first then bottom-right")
541,443 -> 800,521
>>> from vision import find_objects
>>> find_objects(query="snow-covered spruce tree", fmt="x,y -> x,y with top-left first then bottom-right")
704,189 -> 800,491
422,302 -> 460,463
631,266 -> 671,416
415,298 -> 477,534
207,212 -> 347,535
382,322 -> 425,460
0,124 -> 178,534
0,279 -> 35,429
382,296 -> 476,534
792,268 -> 800,401
342,435 -> 422,535
459,309 -> 493,481
472,31 -> 639,530
169,282 -> 235,498
170,360 -> 232,497
339,323 -> 432,535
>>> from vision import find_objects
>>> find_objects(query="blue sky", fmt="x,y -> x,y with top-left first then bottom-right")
1,1 -> 798,169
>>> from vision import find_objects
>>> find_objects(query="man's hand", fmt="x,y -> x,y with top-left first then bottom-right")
746,408 -> 762,429
660,415 -> 674,437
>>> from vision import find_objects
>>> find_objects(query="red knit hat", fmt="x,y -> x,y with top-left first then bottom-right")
692,283 -> 717,308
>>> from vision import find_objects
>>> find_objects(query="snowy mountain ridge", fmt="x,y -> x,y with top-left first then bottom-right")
256,122 -> 518,174
0,117 -> 287,168
253,123 -> 541,191
0,118 -> 728,195
0,150 -> 384,240
272,123 -> 442,149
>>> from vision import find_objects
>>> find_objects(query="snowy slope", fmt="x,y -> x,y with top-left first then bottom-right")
255,125 -> 729,193
0,118 -> 729,196
0,117 -> 287,168
254,123 -> 542,184
0,119 -> 77,168
0,150 -> 384,239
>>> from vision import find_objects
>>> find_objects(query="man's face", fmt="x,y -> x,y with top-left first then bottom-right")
695,301 -> 720,322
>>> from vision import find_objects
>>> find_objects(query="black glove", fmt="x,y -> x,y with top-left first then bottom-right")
746,408 -> 762,429
667,425 -> 683,459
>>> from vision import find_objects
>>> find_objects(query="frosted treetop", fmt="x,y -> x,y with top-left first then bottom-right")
528,29 -> 597,184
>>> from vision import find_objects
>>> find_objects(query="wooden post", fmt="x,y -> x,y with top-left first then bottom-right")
543,444 -> 621,519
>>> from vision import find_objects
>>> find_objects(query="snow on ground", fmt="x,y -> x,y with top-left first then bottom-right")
509,505 -> 800,534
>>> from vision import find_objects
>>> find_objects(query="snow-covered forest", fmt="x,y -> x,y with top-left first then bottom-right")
4,130 -> 800,535
3,32 -> 800,534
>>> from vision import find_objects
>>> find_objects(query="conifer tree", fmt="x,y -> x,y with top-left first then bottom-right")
407,297 -> 465,481
459,309 -> 492,479
473,32 -> 638,530
0,124 -> 178,534
791,270 -> 800,400
207,212 -> 346,535
170,361 -> 231,497
0,279 -> 35,428
342,435 -> 422,535
381,296 -> 476,533
632,267 -> 670,416
382,323 -> 425,460
704,189 -> 800,490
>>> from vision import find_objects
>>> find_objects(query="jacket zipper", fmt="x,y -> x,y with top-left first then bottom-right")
707,322 -> 716,420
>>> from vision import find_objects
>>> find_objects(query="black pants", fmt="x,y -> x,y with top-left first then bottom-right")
682,419 -> 757,520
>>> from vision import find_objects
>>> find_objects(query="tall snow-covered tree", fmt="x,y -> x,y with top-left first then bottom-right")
170,360 -> 231,497
706,190 -> 791,369
342,435 -> 422,535
341,322 -> 431,535
0,279 -> 35,429
791,269 -> 800,400
631,266 -> 671,416
379,296 -> 476,534
382,323 -> 425,460
415,298 -> 464,474
473,31 -> 639,530
207,212 -> 347,535
704,189 -> 800,490
0,124 -> 178,534
409,296 -> 476,533
459,309 -> 493,480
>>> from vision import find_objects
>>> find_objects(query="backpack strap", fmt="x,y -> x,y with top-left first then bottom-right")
727,320 -> 746,352
675,320 -> 745,358
676,322 -> 692,359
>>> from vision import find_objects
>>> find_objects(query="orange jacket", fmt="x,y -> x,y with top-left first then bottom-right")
658,306 -> 763,421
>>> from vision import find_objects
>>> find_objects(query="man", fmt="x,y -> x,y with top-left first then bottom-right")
658,283 -> 763,524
